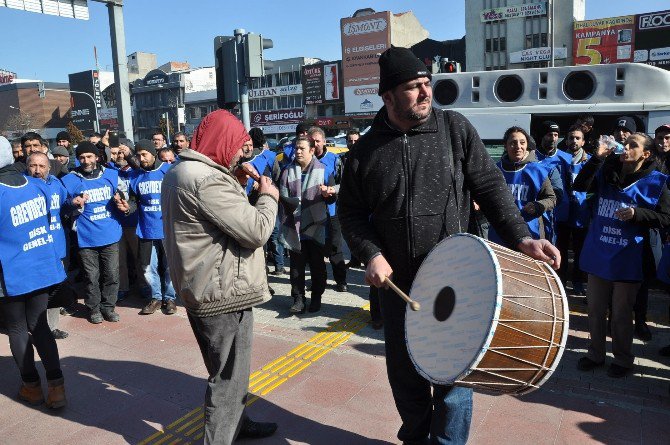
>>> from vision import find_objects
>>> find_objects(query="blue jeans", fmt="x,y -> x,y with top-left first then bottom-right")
139,239 -> 175,301
382,287 -> 473,444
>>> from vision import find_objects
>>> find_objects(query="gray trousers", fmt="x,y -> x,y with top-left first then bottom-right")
586,274 -> 640,368
187,309 -> 253,445
79,242 -> 120,313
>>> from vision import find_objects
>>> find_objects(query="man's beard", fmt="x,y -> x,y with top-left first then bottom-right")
404,101 -> 431,122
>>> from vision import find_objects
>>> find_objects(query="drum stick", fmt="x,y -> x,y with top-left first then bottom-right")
384,277 -> 421,311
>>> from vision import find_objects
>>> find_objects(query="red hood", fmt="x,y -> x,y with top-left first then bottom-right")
191,109 -> 250,168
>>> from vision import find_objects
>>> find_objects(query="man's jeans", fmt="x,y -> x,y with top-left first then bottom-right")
187,309 -> 253,445
79,242 -> 119,313
382,287 -> 473,444
139,239 -> 175,301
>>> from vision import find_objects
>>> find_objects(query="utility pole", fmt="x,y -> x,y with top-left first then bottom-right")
549,0 -> 555,67
103,0 -> 134,138
235,29 -> 250,130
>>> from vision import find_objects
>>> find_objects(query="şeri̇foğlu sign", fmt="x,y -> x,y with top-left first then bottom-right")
573,9 -> 670,70
480,2 -> 546,23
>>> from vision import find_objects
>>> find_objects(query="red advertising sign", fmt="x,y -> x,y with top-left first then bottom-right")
573,16 -> 635,65
340,11 -> 391,115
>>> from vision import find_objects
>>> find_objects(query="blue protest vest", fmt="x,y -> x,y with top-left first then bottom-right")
317,151 -> 339,216
44,175 -> 68,259
131,162 -> 170,240
117,168 -> 138,228
489,161 -> 549,246
536,149 -> 572,222
0,177 -> 66,296
61,167 -> 122,248
568,156 -> 591,228
245,149 -> 278,195
580,170 -> 667,282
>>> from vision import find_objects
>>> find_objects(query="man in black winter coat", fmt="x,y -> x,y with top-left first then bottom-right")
338,46 -> 560,445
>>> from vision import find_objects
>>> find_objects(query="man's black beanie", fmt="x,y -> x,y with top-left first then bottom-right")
378,46 -> 431,95
134,139 -> 156,157
75,141 -> 99,158
56,131 -> 71,143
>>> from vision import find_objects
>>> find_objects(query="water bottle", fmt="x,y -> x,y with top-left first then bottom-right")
599,135 -> 625,154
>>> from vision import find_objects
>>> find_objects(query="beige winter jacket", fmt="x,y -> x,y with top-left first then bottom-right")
161,149 -> 278,317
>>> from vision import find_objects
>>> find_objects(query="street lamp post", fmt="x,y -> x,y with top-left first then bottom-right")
158,84 -> 181,144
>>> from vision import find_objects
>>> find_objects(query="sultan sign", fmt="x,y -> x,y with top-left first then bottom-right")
481,2 -> 546,22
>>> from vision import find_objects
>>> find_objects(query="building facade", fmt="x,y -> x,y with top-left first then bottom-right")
465,0 -> 585,71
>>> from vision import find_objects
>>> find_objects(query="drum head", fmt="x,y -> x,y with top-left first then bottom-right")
405,234 -> 502,385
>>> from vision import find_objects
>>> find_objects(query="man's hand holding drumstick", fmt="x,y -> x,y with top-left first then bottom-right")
366,254 -> 421,311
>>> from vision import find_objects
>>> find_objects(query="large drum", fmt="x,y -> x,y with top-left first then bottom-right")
405,234 -> 568,395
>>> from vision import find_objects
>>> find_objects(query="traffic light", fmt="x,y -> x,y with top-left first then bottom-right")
214,36 -> 240,109
440,60 -> 461,74
244,33 -> 273,78
38,81 -> 46,99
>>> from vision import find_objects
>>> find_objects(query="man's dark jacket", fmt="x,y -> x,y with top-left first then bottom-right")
338,107 -> 530,290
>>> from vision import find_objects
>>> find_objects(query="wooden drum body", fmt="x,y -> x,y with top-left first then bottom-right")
405,234 -> 568,395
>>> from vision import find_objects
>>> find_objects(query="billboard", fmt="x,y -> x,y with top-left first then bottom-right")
0,68 -> 16,85
251,108 -> 304,128
341,11 -> 391,115
573,16 -> 635,65
68,70 -> 102,132
481,2 -> 546,23
0,0 -> 89,20
634,9 -> 670,69
509,47 -> 567,64
302,61 -> 343,105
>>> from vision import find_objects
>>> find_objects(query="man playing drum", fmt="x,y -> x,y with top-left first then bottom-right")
338,46 -> 561,445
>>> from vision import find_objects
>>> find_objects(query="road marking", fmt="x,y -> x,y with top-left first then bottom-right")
139,304 -> 372,445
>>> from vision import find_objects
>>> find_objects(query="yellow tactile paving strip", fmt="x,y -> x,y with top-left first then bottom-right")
139,304 -> 372,445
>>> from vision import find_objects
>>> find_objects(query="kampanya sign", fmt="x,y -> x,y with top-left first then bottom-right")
481,2 -> 546,22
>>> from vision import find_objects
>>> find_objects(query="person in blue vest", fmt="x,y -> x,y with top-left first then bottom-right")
309,126 -> 348,292
535,121 -> 568,245
575,132 -> 670,378
242,128 -> 285,276
61,141 -> 132,324
127,139 -> 177,316
110,139 -> 147,301
488,126 -> 556,246
556,125 -> 591,296
0,136 -> 68,409
25,152 -> 72,340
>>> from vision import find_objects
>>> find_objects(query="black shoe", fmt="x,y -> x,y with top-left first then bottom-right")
308,297 -> 321,313
52,329 -> 69,340
335,283 -> 348,292
634,321 -> 652,342
607,363 -> 630,378
660,345 -> 670,357
577,357 -> 604,371
60,306 -> 77,317
238,419 -> 278,439
271,267 -> 286,276
89,311 -> 103,324
101,310 -> 120,322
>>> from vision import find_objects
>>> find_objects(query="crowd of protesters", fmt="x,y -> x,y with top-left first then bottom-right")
1,109 -> 670,415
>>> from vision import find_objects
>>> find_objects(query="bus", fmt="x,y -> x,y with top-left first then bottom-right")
431,63 -> 670,158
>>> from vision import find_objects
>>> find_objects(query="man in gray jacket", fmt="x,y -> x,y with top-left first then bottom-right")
162,110 -> 279,444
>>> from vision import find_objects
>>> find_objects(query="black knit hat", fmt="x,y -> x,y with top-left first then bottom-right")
541,121 -> 560,135
295,122 -> 310,136
134,139 -> 156,157
75,141 -> 99,158
56,131 -> 71,143
378,46 -> 431,95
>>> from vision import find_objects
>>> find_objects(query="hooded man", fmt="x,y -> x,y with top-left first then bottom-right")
161,110 -> 279,444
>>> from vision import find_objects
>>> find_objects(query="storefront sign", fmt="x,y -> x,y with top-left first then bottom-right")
509,47 -> 568,64
145,72 -> 169,86
341,11 -> 391,115
573,16 -> 635,65
634,9 -> 670,69
481,2 -> 546,22
249,84 -> 302,99
68,69 -> 102,132
302,61 -> 343,105
251,108 -> 304,126
0,68 -> 16,85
